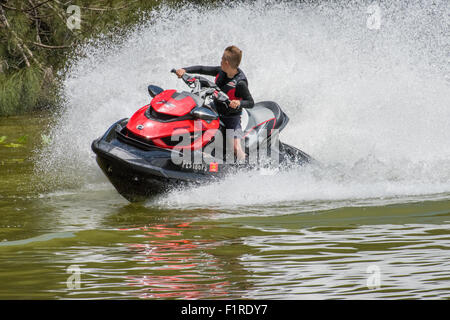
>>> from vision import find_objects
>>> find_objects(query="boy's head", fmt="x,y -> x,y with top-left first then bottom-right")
221,45 -> 242,72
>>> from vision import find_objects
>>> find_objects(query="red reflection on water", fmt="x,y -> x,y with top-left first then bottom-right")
120,223 -> 230,299
126,274 -> 229,299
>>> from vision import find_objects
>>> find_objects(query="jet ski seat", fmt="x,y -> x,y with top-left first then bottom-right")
242,101 -> 284,132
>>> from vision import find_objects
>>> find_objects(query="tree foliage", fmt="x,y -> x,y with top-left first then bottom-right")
0,0 -> 192,115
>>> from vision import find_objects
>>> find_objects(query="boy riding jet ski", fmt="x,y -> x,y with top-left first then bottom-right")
91,53 -> 312,201
176,45 -> 253,162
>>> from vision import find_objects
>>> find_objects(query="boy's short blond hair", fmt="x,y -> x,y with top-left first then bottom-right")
223,45 -> 242,69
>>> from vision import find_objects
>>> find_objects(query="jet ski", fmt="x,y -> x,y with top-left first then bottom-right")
91,69 -> 313,202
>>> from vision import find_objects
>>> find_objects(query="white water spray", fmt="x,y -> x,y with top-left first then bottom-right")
36,0 -> 450,207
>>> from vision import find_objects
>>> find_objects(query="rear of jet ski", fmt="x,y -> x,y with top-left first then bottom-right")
241,101 -> 312,166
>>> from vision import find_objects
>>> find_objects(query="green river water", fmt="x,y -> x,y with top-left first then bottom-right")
0,114 -> 449,299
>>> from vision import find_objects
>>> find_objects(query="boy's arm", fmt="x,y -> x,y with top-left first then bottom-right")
182,65 -> 221,77
235,81 -> 254,109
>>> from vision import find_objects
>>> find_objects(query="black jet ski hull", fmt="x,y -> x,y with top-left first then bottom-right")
94,154 -> 179,202
91,119 -> 223,201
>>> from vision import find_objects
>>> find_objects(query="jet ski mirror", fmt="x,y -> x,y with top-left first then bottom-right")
148,85 -> 164,98
191,107 -> 218,122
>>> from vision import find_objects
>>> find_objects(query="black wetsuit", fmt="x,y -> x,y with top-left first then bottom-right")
182,65 -> 254,116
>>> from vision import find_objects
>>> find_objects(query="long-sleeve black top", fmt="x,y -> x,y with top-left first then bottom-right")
182,65 -> 254,113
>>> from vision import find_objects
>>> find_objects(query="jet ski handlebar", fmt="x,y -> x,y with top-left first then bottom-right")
171,68 -> 230,107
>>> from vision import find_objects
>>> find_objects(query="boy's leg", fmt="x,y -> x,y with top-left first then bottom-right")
234,138 -> 246,162
222,114 -> 246,163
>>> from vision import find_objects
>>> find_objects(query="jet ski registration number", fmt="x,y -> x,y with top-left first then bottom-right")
181,161 -> 208,172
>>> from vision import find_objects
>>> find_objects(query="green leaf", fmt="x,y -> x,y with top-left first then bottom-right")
0,136 -> 6,143
4,143 -> 23,148
16,135 -> 28,144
